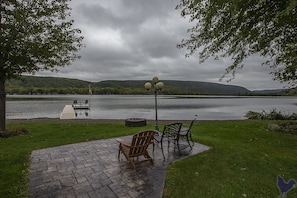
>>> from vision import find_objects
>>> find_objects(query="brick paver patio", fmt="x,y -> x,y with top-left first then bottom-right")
29,136 -> 210,197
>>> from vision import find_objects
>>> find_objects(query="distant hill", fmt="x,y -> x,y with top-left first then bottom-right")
7,75 -> 90,88
161,80 -> 250,95
5,75 -> 253,95
6,75 -> 283,95
94,80 -> 251,94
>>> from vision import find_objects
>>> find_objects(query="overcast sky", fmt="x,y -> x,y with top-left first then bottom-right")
36,0 -> 288,91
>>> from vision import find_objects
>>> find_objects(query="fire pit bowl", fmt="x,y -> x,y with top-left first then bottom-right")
125,118 -> 147,127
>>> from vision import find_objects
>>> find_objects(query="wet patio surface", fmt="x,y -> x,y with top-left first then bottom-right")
29,136 -> 210,198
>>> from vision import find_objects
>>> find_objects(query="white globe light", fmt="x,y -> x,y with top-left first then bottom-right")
156,82 -> 164,90
144,82 -> 152,90
152,77 -> 159,84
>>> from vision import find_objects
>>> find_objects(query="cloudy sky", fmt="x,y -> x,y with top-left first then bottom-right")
37,0 -> 288,91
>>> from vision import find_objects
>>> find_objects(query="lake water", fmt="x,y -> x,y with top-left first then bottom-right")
6,95 -> 297,120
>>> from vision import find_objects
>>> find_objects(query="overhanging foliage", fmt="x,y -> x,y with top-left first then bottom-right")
177,0 -> 297,85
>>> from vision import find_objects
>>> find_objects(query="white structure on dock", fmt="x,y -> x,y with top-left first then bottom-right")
72,100 -> 90,110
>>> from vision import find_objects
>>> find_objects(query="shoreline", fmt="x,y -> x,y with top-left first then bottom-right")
6,118 -> 195,124
6,118 -> 248,124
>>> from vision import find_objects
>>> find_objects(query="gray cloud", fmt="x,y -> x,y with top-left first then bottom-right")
36,0 -> 287,90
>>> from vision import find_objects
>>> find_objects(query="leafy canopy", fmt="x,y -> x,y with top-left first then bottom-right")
176,0 -> 297,85
0,0 -> 84,80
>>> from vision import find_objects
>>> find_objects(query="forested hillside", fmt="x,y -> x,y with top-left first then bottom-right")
6,75 -> 254,95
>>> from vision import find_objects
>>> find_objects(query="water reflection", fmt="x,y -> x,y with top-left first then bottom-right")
74,109 -> 90,118
6,95 -> 297,120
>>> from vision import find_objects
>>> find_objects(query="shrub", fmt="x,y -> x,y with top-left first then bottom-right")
265,109 -> 287,120
0,128 -> 29,138
245,111 -> 265,120
288,113 -> 297,120
245,109 -> 297,120
267,122 -> 297,136
278,122 -> 297,135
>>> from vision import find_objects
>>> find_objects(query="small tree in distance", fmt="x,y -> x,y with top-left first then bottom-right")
0,0 -> 84,131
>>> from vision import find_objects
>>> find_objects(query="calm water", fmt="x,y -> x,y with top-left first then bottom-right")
6,95 -> 297,120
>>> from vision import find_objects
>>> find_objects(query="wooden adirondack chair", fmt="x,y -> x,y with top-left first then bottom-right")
117,130 -> 154,169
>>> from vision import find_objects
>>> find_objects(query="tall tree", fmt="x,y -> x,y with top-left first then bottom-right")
0,0 -> 83,130
176,0 -> 297,84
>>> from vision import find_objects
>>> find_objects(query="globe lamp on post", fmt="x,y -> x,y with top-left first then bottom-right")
144,77 -> 164,131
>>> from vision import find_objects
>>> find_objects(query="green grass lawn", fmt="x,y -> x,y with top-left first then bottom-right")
165,120 -> 297,197
0,120 -> 297,197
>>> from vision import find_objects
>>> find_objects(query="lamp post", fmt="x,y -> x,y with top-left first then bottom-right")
145,77 -> 164,131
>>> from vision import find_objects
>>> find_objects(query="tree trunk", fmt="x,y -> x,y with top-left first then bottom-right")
0,77 -> 6,131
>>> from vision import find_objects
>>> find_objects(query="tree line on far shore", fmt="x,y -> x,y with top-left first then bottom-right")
6,76 -> 295,96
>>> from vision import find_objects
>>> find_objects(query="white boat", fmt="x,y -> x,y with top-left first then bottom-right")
72,100 -> 90,110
